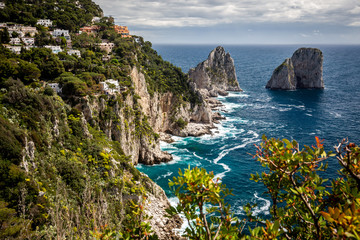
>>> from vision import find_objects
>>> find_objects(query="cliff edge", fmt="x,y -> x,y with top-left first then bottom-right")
188,46 -> 242,96
266,48 -> 324,90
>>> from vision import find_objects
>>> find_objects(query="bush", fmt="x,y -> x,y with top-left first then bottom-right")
43,86 -> 54,96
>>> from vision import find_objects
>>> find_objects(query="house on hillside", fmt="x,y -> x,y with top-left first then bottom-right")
92,17 -> 101,23
37,19 -> 53,27
4,45 -> 21,54
79,25 -> 100,35
0,2 -> 5,9
97,41 -> 115,54
44,45 -> 62,54
7,25 -> 24,37
113,25 -> 131,38
21,26 -> 38,37
22,37 -> 35,46
10,38 -> 21,45
68,49 -> 81,57
100,79 -> 121,95
51,29 -> 71,40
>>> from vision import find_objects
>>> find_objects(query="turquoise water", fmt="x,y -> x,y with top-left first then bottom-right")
137,45 -> 360,218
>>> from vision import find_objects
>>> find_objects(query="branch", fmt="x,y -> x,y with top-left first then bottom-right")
289,173 -> 321,238
199,196 -> 211,239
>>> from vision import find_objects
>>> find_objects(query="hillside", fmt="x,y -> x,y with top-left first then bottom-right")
0,0 -> 102,32
0,1 -> 215,238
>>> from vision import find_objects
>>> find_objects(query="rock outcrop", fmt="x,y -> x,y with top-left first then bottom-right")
189,46 -> 242,96
266,48 -> 324,90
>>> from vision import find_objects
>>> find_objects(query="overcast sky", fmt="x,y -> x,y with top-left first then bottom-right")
94,0 -> 360,45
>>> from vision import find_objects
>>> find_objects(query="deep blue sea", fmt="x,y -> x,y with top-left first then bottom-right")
137,45 -> 360,221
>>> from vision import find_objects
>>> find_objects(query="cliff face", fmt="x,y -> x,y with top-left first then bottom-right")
266,48 -> 324,90
188,46 -> 242,96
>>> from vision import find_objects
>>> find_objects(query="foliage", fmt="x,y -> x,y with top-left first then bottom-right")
167,167 -> 242,239
175,117 -> 188,130
0,0 -> 102,32
247,136 -> 360,239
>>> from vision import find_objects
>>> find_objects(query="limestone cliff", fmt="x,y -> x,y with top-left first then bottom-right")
266,48 -> 324,90
188,46 -> 242,96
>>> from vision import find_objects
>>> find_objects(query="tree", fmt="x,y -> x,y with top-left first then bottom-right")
168,138 -> 360,239
248,136 -> 360,239
167,167 -> 242,239
0,28 -> 10,44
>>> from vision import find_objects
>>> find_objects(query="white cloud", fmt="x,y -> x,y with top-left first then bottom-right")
348,21 -> 360,27
94,0 -> 360,28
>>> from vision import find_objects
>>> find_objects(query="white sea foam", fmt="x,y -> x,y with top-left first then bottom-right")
252,193 -> 271,216
226,92 -> 250,98
213,133 -> 260,180
329,111 -> 342,118
156,171 -> 173,180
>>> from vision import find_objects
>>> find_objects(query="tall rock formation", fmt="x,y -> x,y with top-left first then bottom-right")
266,48 -> 324,90
188,46 -> 242,96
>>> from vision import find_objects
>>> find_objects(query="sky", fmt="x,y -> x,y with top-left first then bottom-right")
93,0 -> 360,45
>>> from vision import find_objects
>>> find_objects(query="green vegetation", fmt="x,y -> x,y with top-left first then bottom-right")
0,0 -> 204,236
0,0 -> 102,32
167,167 -> 242,239
169,137 -> 360,239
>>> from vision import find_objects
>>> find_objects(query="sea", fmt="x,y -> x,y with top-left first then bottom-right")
136,44 -> 360,221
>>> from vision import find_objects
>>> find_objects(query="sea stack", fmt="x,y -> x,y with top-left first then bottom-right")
188,46 -> 242,96
266,48 -> 324,90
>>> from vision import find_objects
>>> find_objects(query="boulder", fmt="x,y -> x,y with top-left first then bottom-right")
266,48 -> 324,90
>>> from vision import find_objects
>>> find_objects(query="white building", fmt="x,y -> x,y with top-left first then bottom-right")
37,19 -> 53,27
51,29 -> 70,40
100,79 -> 120,95
22,37 -> 35,46
10,38 -> 21,45
4,45 -> 21,54
92,17 -> 101,23
97,42 -> 115,54
47,83 -> 62,93
68,49 -> 81,57
21,26 -> 38,37
0,2 -> 5,9
44,45 -> 62,54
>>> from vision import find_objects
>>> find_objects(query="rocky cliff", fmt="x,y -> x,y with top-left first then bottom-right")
266,48 -> 324,90
188,46 -> 242,96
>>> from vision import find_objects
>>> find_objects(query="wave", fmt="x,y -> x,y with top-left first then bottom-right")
252,193 -> 271,216
156,171 -> 173,181
213,131 -> 260,180
233,192 -> 271,216
226,92 -> 250,98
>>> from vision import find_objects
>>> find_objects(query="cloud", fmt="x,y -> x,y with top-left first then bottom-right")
95,0 -> 360,28
348,21 -> 360,27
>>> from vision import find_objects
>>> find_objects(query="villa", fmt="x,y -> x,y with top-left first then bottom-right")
100,79 -> 121,95
113,25 -> 131,38
10,38 -> 21,45
97,41 -> 115,54
4,45 -> 21,54
37,19 -> 53,27
44,45 -> 62,54
22,37 -> 35,46
51,29 -> 71,40
79,25 -> 100,35
68,49 -> 81,57
21,26 -> 38,37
